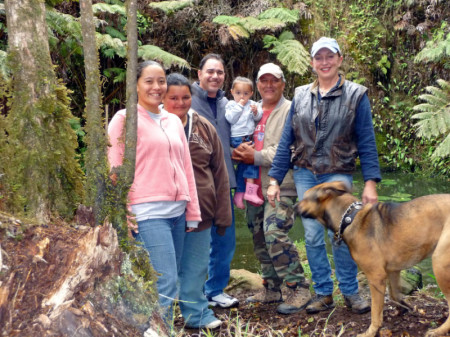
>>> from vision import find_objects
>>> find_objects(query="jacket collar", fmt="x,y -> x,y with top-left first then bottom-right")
192,82 -> 226,100
311,74 -> 346,97
258,95 -> 288,111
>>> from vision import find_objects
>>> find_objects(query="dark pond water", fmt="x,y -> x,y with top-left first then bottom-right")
232,171 -> 450,285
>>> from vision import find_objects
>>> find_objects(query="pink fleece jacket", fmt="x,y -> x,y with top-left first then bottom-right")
108,105 -> 201,222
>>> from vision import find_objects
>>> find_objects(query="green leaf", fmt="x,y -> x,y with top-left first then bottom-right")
138,45 -> 190,70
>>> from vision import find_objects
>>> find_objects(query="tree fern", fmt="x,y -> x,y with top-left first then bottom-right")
257,8 -> 300,24
149,0 -> 193,14
412,79 -> 450,158
414,22 -> 450,65
138,45 -> 190,70
96,33 -> 127,58
263,31 -> 310,76
213,7 -> 301,41
92,3 -> 126,16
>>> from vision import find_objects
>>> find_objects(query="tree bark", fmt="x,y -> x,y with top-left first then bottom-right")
4,0 -> 83,222
79,0 -> 110,226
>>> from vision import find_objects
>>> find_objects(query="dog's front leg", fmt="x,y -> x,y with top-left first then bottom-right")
357,277 -> 387,337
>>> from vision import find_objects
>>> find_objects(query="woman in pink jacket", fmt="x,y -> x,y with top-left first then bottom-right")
108,61 -> 201,323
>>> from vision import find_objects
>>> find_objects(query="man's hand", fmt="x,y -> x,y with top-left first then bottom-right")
267,184 -> 280,207
362,180 -> 378,204
232,141 -> 255,164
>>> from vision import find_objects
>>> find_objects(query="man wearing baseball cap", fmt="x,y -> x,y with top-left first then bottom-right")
232,63 -> 312,314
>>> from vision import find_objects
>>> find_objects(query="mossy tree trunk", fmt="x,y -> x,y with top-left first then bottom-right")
79,0 -> 110,226
4,0 -> 83,222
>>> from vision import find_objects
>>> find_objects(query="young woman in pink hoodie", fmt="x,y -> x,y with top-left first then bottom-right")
108,61 -> 201,323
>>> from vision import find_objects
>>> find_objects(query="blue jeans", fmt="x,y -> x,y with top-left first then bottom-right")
178,227 -> 217,328
204,191 -> 236,298
231,136 -> 259,193
293,167 -> 359,296
133,214 -> 186,322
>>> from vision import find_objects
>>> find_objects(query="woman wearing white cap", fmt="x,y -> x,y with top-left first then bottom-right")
267,37 -> 381,314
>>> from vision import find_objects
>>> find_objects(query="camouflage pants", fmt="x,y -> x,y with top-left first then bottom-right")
246,196 -> 305,291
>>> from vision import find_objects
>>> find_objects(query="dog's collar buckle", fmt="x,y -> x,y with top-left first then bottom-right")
335,202 -> 363,244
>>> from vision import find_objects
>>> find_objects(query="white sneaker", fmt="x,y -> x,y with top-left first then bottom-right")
204,319 -> 222,329
208,293 -> 239,308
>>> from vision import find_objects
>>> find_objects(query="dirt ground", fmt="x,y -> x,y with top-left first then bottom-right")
1,216 -> 448,337
176,287 -> 448,337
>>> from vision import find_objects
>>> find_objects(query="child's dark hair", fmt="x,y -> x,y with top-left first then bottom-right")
231,76 -> 254,90
166,73 -> 192,94
137,60 -> 165,81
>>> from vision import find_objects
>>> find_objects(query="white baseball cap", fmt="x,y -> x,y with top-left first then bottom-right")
311,37 -> 341,57
257,63 -> 285,81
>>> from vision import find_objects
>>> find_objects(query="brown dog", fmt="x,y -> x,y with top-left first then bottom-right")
298,181 -> 450,337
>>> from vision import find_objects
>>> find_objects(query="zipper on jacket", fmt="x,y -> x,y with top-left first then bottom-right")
160,124 -> 179,200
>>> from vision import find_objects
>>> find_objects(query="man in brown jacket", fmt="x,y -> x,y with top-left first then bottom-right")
232,63 -> 311,314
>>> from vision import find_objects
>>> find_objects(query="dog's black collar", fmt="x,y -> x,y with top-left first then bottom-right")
335,202 -> 363,244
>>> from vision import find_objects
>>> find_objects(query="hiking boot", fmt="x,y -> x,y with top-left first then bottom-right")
344,293 -> 371,314
306,294 -> 335,314
246,286 -> 282,304
276,283 -> 311,314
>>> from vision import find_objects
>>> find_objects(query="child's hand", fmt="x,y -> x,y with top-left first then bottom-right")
238,98 -> 248,106
250,104 -> 258,115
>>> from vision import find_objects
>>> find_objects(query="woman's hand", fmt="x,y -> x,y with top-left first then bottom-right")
186,227 -> 196,232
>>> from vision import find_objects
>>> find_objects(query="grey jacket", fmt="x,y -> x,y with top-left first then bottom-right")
191,82 -> 236,188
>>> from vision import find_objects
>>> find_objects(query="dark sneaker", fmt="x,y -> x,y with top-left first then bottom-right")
344,293 -> 371,314
246,287 -> 282,304
306,294 -> 335,314
276,283 -> 311,314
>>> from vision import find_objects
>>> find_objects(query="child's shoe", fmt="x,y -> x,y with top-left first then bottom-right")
244,183 -> 264,206
233,192 -> 245,209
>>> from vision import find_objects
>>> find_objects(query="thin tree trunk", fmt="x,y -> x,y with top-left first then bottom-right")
122,0 -> 138,187
80,0 -> 109,226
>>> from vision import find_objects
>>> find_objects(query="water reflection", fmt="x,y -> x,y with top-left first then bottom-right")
232,171 -> 450,285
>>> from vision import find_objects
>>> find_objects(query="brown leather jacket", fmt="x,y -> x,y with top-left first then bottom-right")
187,110 -> 232,235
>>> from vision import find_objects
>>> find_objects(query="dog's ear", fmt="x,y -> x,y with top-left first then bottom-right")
330,181 -> 352,195
318,181 -> 351,200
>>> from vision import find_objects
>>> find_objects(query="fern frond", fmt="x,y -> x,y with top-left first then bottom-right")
414,32 -> 450,63
258,8 -> 300,24
149,0 -> 194,14
278,31 -> 296,42
92,3 -> 126,16
103,67 -> 127,84
267,38 -> 310,75
412,79 -> 450,157
213,15 -> 243,26
105,26 -> 126,41
228,25 -> 250,40
96,33 -> 127,58
138,45 -> 190,70
433,133 -> 450,158
46,9 -> 82,38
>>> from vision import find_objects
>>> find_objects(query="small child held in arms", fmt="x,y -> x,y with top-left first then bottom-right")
225,77 -> 264,209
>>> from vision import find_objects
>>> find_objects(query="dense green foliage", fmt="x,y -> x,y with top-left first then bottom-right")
0,0 -> 448,221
